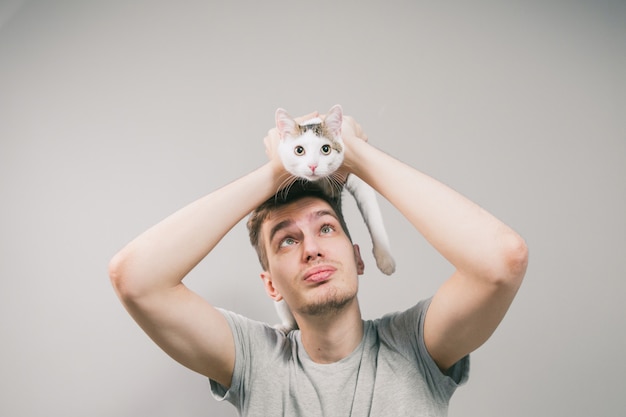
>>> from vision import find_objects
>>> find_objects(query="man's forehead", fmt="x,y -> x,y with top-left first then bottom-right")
262,197 -> 337,236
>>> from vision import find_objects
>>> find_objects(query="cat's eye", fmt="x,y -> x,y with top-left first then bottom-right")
320,145 -> 331,155
294,146 -> 305,156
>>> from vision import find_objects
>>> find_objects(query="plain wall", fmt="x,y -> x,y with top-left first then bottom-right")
1,1 -> 624,416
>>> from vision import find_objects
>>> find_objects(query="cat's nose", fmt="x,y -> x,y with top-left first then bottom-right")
309,164 -> 317,173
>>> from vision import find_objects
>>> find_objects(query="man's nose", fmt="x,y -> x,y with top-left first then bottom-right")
305,252 -> 322,262
302,237 -> 323,262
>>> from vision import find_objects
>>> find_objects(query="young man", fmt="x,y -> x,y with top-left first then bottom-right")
109,112 -> 528,416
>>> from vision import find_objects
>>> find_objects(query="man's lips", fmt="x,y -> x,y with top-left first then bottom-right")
303,265 -> 336,283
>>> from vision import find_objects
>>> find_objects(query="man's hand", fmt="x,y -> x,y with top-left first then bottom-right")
342,115 -> 369,143
337,114 -> 369,181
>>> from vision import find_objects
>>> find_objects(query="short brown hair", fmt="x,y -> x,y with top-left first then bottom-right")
247,180 -> 351,270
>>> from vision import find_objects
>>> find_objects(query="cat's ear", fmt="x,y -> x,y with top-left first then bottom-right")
275,108 -> 298,140
324,104 -> 343,138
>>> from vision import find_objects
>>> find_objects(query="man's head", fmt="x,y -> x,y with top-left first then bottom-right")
247,181 -> 364,318
247,181 -> 351,271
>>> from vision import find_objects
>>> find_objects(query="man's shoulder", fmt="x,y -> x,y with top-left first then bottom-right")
216,308 -> 293,351
363,298 -> 433,362
370,298 -> 432,329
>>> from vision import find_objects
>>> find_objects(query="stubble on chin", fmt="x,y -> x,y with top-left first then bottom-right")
300,286 -> 357,316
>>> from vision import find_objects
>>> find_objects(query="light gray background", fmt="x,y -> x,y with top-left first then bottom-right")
1,1 -> 624,416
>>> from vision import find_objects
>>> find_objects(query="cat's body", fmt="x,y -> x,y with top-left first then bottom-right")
272,105 -> 395,332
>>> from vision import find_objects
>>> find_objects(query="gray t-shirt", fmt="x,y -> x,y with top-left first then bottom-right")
210,299 -> 469,416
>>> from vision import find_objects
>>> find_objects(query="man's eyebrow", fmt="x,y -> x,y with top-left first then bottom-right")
267,209 -> 339,244
268,219 -> 294,244
314,209 -> 339,221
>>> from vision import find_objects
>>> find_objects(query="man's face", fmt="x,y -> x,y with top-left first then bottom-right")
260,197 -> 364,317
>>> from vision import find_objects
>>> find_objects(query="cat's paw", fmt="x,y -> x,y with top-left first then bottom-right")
373,247 -> 396,275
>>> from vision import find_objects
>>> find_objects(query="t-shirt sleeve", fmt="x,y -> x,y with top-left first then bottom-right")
208,308 -> 289,408
378,298 -> 470,398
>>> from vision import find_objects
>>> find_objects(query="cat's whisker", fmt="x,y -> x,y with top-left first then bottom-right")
274,172 -> 292,192
322,177 -> 338,199
279,181 -> 293,201
327,173 -> 345,198
275,175 -> 297,202
283,179 -> 301,200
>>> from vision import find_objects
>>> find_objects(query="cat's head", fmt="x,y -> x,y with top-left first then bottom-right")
275,105 -> 344,181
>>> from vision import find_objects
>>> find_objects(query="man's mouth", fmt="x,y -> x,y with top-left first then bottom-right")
303,265 -> 336,283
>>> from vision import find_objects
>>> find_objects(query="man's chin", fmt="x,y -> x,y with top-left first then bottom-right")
300,290 -> 356,316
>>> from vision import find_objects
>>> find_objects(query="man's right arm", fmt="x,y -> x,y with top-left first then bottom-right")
340,117 -> 527,372
109,161 -> 282,388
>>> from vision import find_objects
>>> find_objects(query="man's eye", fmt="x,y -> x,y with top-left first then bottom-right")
279,237 -> 297,248
320,225 -> 335,234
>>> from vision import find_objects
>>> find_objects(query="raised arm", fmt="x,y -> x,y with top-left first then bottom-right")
341,117 -> 528,371
110,110 -> 320,386
109,162 -> 282,386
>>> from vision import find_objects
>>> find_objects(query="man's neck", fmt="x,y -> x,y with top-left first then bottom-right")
297,300 -> 364,364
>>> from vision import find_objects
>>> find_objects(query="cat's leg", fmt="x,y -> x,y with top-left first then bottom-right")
274,299 -> 298,333
345,175 -> 396,275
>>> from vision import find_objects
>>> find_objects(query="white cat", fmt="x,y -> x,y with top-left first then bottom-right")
272,105 -> 395,332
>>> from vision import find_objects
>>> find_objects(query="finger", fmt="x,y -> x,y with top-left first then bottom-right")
355,124 -> 366,139
343,116 -> 369,142
264,128 -> 278,150
263,135 -> 271,156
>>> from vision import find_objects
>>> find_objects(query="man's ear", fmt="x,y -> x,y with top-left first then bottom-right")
353,244 -> 365,275
260,271 -> 283,301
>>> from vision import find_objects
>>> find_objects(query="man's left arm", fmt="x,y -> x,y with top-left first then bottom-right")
341,117 -> 528,371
